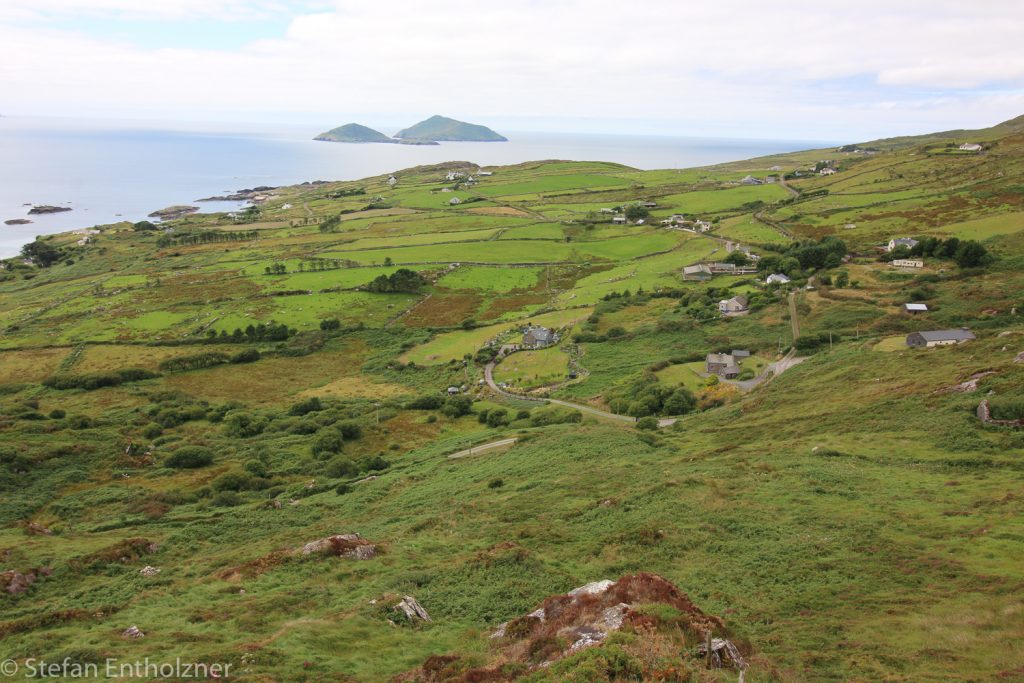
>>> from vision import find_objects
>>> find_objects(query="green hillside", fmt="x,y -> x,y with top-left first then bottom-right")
1,118 -> 1023,681
314,123 -> 395,143
394,114 -> 508,142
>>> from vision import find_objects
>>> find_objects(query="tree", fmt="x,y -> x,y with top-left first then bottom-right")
953,240 -> 991,268
724,251 -> 749,266
383,256 -> 394,267
624,205 -> 650,222
21,240 -> 62,267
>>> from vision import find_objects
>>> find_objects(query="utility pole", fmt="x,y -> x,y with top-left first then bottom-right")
829,330 -> 833,351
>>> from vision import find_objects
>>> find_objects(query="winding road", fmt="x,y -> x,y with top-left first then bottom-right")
483,360 -> 678,427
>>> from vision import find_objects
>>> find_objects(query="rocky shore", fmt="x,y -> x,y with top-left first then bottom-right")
148,205 -> 200,220
195,185 -> 277,202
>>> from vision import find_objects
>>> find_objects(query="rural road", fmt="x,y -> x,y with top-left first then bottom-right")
448,437 -> 518,459
484,360 -> 678,427
732,349 -> 805,391
788,291 -> 801,339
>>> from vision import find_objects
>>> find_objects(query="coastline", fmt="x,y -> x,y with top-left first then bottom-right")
0,120 -> 834,258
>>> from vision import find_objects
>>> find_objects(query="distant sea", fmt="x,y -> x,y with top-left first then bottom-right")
0,117 -> 833,257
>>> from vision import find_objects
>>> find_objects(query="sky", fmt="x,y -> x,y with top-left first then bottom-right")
3,0 -> 1024,141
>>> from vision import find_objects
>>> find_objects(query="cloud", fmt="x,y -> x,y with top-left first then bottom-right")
1,0 -> 1023,138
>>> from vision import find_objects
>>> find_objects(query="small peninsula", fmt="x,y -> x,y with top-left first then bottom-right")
394,115 -> 507,142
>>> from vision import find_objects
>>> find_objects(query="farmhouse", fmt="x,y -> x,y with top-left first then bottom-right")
705,353 -> 740,379
892,258 -> 924,268
731,349 -> 751,358
449,197 -> 462,205
819,167 -> 837,176
887,237 -> 919,252
906,328 -> 975,348
387,175 -> 398,186
769,165 -> 782,171
718,295 -> 749,314
478,171 -> 493,176
522,325 -> 555,349
682,263 -> 713,281
740,175 -> 763,185
612,215 -> 627,225
959,143 -> 983,151
765,273 -> 791,285
693,220 -> 712,232
638,201 -> 658,209
904,303 -> 929,314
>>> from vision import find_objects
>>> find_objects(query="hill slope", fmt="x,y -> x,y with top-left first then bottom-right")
1,119 -> 1023,681
394,114 -> 508,142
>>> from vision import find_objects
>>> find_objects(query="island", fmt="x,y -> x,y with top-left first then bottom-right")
313,123 -> 439,145
4,218 -> 32,225
314,123 -> 395,143
394,114 -> 507,142
27,205 -> 72,215
148,205 -> 200,220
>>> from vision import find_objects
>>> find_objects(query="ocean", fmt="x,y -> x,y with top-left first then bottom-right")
0,117 -> 831,257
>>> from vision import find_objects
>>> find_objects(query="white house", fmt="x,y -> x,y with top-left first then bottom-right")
740,175 -> 763,185
765,273 -> 791,285
387,175 -> 398,186
892,258 -> 924,268
693,220 -> 712,233
449,197 -> 462,205
819,167 -> 837,176
769,165 -> 782,171
478,171 -> 493,176
959,143 -> 983,152
612,215 -> 627,225
718,295 -> 749,314
887,237 -> 919,252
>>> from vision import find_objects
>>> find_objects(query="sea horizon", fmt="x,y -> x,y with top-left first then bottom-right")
0,115 -> 839,258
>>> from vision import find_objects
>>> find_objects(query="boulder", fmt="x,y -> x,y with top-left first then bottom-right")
139,566 -> 161,577
298,533 -> 377,559
122,626 -> 145,639
395,595 -> 432,623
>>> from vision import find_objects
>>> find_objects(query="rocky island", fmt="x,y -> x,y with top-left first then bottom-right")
394,114 -> 507,142
4,218 -> 32,225
27,205 -> 72,214
148,205 -> 200,220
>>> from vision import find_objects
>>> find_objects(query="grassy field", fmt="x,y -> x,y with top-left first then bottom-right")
2,119 -> 1024,682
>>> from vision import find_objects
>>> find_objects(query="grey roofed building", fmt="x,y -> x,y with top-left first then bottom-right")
718,295 -> 749,314
683,263 -> 713,280
731,349 -> 751,358
706,353 -> 740,378
906,328 -> 975,348
904,303 -> 929,313
887,237 -> 919,252
522,326 -> 555,348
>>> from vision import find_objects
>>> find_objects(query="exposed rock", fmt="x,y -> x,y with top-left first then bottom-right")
298,533 -> 377,560
1,569 -> 49,595
27,205 -> 71,214
404,573 -> 743,682
394,595 -> 432,623
122,625 -> 145,639
947,371 -> 996,393
139,566 -> 161,577
1015,352 -> 1024,364
4,218 -> 32,225
25,522 -> 52,536
195,186 -> 279,202
147,205 -> 199,220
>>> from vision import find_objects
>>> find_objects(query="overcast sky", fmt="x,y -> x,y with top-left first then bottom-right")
3,0 -> 1024,141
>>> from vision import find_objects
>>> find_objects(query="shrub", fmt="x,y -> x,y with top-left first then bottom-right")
311,429 -> 344,458
337,421 -> 362,440
288,397 -> 323,416
636,416 -> 659,430
67,415 -> 95,429
335,483 -> 352,495
440,395 -> 473,418
141,422 -> 163,439
486,409 -> 509,428
223,412 -> 266,438
326,456 -> 359,478
230,348 -> 261,363
158,353 -> 229,373
211,491 -> 242,507
530,405 -> 582,426
477,409 -> 490,424
488,478 -> 504,489
165,446 -> 214,469
406,395 -> 443,410
515,409 -> 531,420
48,409 -> 66,419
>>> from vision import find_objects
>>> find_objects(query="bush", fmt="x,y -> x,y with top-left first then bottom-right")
43,368 -> 158,391
230,348 -> 261,364
67,415 -> 95,429
141,422 -> 163,439
440,395 -> 473,418
488,478 -> 504,489
288,397 -> 323,416
48,409 -> 66,419
311,429 -> 344,458
158,352 -> 229,373
406,395 -> 443,410
211,491 -> 242,507
335,483 -> 352,495
326,456 -> 359,478
337,420 -> 362,440
223,412 -> 266,438
530,405 -> 583,426
636,416 -> 659,430
165,446 -> 214,469
486,409 -> 509,428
